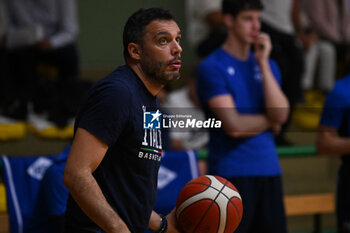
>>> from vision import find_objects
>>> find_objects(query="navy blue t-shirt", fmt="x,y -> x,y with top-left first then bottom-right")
65,65 -> 163,233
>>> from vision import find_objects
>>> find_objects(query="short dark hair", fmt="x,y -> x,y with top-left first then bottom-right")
222,0 -> 264,17
123,7 -> 175,62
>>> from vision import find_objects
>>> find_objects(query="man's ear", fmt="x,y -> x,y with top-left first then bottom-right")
223,14 -> 234,28
128,43 -> 141,61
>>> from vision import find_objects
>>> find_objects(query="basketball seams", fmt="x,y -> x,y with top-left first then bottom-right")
228,197 -> 242,221
208,176 -> 242,233
208,176 -> 230,233
176,189 -> 218,218
183,181 -> 241,202
192,200 -> 219,233
177,183 -> 223,232
176,175 -> 243,233
186,182 -> 211,189
176,183 -> 210,204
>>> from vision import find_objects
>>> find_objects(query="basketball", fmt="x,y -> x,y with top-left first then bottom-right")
175,175 -> 243,233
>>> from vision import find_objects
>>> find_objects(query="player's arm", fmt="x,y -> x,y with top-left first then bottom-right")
149,209 -> 180,233
316,125 -> 350,156
63,128 -> 130,233
254,33 -> 290,124
208,94 -> 272,138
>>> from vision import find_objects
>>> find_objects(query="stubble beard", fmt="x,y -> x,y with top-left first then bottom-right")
140,55 -> 181,85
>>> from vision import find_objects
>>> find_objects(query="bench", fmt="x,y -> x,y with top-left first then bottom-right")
0,194 -> 334,233
284,193 -> 335,233
0,146 -> 336,233
0,213 -> 9,233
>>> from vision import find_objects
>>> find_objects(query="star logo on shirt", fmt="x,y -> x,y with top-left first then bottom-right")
254,65 -> 262,81
143,109 -> 162,129
227,66 -> 235,76
151,110 -> 162,123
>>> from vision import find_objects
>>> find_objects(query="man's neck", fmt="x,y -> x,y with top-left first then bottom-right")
222,35 -> 251,61
128,62 -> 163,96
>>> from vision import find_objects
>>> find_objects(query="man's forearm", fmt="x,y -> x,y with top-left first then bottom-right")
259,60 -> 290,123
221,112 -> 271,138
209,95 -> 272,138
325,137 -> 350,155
317,133 -> 350,156
64,171 -> 130,233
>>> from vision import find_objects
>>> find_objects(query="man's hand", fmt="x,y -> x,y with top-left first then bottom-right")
254,33 -> 272,63
165,208 -> 181,233
297,30 -> 318,51
36,40 -> 52,50
271,123 -> 281,136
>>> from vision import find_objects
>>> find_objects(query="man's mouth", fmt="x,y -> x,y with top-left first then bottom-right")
168,58 -> 182,69
169,60 -> 181,69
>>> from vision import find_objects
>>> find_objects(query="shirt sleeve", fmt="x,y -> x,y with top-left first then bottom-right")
49,0 -> 79,48
320,85 -> 346,129
78,81 -> 131,147
196,60 -> 230,105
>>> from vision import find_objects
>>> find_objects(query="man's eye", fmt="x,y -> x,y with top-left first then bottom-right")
176,37 -> 181,44
159,38 -> 167,44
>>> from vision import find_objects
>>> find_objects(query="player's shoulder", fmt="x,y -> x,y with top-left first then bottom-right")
83,66 -> 135,108
330,74 -> 350,101
93,66 -> 135,94
198,48 -> 228,72
335,74 -> 350,88
333,74 -> 350,93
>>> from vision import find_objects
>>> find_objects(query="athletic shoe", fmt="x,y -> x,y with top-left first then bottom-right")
0,115 -> 27,141
27,113 -> 73,139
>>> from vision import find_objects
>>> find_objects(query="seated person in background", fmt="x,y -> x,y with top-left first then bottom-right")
294,0 -> 336,95
290,0 -> 336,131
302,0 -> 350,79
316,74 -> 350,233
27,146 -> 70,233
2,0 -> 80,139
162,75 -> 209,151
185,0 -> 225,59
162,74 -> 209,174
260,0 -> 304,145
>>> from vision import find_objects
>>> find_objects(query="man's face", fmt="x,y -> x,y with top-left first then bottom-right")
232,10 -> 261,44
140,20 -> 182,85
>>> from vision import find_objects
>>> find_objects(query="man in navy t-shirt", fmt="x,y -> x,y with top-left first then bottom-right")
63,8 -> 182,233
196,0 -> 290,232
317,75 -> 350,233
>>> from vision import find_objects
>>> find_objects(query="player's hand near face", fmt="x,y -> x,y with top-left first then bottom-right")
254,33 -> 272,63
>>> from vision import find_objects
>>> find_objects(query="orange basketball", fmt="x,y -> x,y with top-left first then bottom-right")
175,175 -> 243,233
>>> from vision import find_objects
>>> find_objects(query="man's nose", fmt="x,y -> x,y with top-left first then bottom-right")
171,40 -> 182,55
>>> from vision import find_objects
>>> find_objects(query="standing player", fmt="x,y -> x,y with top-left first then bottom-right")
316,75 -> 350,233
196,0 -> 290,232
63,8 -> 182,233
